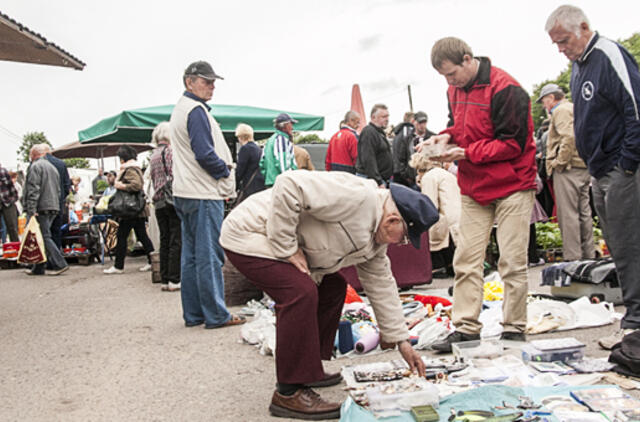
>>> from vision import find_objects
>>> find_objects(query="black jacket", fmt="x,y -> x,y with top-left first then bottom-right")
355,123 -> 393,185
235,141 -> 266,198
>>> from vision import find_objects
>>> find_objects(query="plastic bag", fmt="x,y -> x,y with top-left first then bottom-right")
17,217 -> 47,264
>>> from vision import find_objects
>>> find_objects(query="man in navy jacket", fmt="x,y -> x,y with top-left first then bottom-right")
43,145 -> 71,249
546,5 -> 640,342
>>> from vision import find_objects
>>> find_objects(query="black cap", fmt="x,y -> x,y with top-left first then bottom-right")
274,113 -> 299,125
184,60 -> 224,80
414,111 -> 428,123
106,170 -> 117,177
389,183 -> 439,249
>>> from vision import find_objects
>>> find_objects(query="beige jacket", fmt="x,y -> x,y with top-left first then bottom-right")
220,170 -> 409,342
418,167 -> 461,251
546,100 -> 586,176
294,146 -> 315,170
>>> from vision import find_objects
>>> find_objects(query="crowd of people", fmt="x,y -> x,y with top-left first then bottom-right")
1,4 -> 639,420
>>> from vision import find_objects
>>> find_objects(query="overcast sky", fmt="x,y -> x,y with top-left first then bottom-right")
1,0 -> 639,170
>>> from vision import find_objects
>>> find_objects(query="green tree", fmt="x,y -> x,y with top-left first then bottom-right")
293,133 -> 327,144
531,32 -> 640,131
63,158 -> 90,169
17,131 -> 52,163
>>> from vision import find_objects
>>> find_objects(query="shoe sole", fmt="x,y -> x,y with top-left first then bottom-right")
269,404 -> 340,420
304,375 -> 343,388
48,266 -> 69,276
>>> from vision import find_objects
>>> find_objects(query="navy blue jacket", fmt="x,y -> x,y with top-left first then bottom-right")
45,153 -> 71,210
571,32 -> 640,178
235,141 -> 265,198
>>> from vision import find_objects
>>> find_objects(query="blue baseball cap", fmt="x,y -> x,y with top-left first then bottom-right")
274,113 -> 298,125
389,183 -> 439,249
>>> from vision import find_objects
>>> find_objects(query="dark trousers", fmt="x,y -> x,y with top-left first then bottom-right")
592,167 -> 640,329
50,212 -> 63,249
225,250 -> 346,384
114,217 -> 154,270
0,203 -> 19,242
155,205 -> 181,283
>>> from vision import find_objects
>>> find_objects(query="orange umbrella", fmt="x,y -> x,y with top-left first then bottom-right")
350,84 -> 367,134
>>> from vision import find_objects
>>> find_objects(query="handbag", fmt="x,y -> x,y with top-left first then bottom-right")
107,168 -> 146,218
232,167 -> 260,208
154,146 -> 174,209
17,216 -> 47,264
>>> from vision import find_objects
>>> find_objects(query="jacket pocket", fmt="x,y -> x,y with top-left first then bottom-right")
217,173 -> 236,198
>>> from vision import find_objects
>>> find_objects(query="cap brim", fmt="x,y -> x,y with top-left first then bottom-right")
407,226 -> 422,249
197,73 -> 224,81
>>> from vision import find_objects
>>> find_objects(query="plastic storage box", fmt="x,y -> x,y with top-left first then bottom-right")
451,339 -> 503,360
521,337 -> 585,362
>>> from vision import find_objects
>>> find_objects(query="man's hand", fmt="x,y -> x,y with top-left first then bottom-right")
437,147 -> 466,162
287,248 -> 310,275
114,181 -> 126,190
398,340 -> 426,377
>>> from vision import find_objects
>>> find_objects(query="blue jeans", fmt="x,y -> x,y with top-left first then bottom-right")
174,197 -> 231,327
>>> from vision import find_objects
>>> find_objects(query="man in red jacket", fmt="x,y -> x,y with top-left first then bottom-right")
421,37 -> 537,352
325,111 -> 360,173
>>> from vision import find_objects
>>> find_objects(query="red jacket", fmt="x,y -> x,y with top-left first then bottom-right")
442,57 -> 536,205
325,127 -> 358,173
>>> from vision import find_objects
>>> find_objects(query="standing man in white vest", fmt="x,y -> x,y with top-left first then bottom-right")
169,60 -> 246,329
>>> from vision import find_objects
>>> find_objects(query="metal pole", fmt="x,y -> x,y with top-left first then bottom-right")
407,85 -> 414,113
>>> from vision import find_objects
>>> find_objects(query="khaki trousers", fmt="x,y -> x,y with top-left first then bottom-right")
452,190 -> 534,334
552,167 -> 595,261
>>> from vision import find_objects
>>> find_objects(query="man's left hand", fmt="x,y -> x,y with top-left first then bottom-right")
398,340 -> 425,377
287,248 -> 310,275
437,147 -> 466,162
114,181 -> 126,190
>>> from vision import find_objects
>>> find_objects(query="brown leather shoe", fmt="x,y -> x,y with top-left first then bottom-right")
269,388 -> 341,420
304,371 -> 343,388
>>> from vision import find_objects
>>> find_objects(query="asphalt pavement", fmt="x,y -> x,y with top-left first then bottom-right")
0,257 -> 634,421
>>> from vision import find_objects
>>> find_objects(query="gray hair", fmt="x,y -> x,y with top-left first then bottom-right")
545,5 -> 590,37
343,110 -> 360,124
151,122 -> 171,145
31,143 -> 49,155
370,103 -> 388,119
182,74 -> 198,88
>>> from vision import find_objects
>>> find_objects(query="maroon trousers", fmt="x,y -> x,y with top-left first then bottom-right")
224,250 -> 347,384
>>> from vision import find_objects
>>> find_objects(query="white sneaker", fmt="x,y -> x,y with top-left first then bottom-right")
598,328 -> 636,350
104,266 -> 124,275
161,282 -> 181,292
139,263 -> 152,272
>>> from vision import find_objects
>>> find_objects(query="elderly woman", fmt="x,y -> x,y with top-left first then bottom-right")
409,153 -> 461,278
148,122 -> 181,291
104,145 -> 155,274
234,123 -> 265,203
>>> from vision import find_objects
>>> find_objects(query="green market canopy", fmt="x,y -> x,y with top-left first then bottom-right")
78,104 -> 325,146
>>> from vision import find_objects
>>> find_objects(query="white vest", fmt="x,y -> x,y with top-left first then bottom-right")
169,95 -> 236,200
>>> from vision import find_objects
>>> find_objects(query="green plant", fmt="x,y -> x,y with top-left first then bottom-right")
535,221 -> 563,250
293,134 -> 327,144
63,158 -> 90,169
96,179 -> 109,193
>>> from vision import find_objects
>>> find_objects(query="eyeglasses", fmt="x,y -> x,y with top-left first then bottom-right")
399,219 -> 410,246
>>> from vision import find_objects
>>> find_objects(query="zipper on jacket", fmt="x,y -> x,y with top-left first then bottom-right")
339,222 -> 359,252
